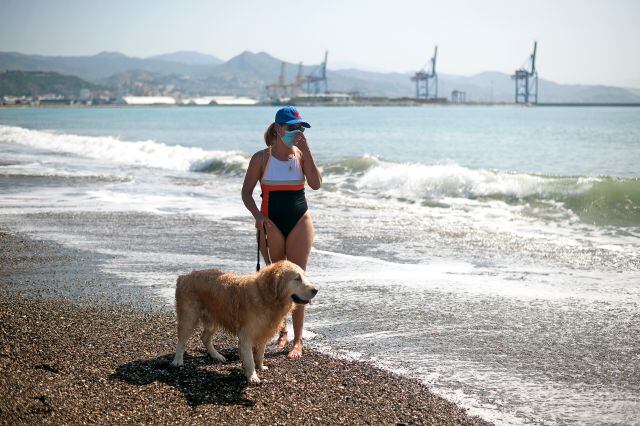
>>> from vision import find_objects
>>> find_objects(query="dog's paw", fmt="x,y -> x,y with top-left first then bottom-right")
259,365 -> 268,371
214,354 -> 227,363
170,359 -> 183,367
247,373 -> 261,384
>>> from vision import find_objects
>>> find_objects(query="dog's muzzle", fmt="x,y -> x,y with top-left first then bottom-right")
292,288 -> 318,305
291,294 -> 309,304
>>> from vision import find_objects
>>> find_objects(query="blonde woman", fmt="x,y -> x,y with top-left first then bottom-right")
241,106 -> 322,358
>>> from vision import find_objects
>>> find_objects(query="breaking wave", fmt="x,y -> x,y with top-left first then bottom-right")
323,156 -> 640,227
0,125 -> 249,175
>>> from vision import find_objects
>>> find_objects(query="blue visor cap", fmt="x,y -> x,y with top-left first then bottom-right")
275,106 -> 311,128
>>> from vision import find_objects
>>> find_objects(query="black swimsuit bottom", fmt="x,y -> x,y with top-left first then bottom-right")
267,189 -> 308,238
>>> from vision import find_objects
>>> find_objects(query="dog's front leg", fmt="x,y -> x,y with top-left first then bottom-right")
254,342 -> 268,371
171,341 -> 185,367
238,334 -> 260,384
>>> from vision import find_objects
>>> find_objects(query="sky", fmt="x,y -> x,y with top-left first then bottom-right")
1,0 -> 639,87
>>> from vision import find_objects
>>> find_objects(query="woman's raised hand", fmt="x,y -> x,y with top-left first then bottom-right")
294,132 -> 310,153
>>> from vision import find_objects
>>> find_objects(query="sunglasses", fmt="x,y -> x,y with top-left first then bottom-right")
286,124 -> 305,132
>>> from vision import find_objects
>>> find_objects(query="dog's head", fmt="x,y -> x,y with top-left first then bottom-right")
267,260 -> 318,305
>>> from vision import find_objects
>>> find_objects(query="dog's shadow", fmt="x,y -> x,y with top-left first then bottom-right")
110,348 -> 257,408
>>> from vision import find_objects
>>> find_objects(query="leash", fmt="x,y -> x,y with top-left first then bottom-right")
256,222 -> 272,271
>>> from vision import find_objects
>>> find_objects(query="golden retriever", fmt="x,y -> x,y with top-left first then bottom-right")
171,260 -> 317,383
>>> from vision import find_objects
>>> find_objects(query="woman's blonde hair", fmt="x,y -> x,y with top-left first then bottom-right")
264,122 -> 278,147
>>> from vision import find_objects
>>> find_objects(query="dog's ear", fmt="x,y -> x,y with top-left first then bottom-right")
274,268 -> 286,299
274,267 -> 296,299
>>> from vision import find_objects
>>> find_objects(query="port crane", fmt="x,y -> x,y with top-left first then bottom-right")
411,45 -> 438,100
265,51 -> 329,101
288,62 -> 305,98
305,51 -> 328,95
512,41 -> 538,104
265,62 -> 288,100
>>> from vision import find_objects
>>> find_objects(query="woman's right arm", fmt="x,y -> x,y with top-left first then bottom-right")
241,151 -> 269,230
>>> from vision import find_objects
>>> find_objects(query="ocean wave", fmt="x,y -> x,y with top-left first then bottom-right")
324,157 -> 590,199
323,156 -> 640,227
563,178 -> 640,227
322,155 -> 381,175
0,125 -> 249,175
0,171 -> 131,184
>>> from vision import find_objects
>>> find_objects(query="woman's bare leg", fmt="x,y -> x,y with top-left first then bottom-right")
259,222 -> 290,349
258,220 -> 285,265
283,212 -> 314,358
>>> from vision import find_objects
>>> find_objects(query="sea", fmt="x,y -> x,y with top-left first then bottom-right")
1,106 -> 639,425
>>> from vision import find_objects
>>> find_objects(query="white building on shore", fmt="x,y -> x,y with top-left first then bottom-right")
122,96 -> 176,105
121,95 -> 258,106
180,96 -> 258,105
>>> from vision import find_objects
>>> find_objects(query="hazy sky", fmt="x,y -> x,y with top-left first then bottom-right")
1,0 -> 639,87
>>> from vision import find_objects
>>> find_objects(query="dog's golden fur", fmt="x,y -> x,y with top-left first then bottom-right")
171,260 -> 317,383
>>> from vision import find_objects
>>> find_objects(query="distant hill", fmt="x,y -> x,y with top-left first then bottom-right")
329,68 -> 414,97
200,51 -> 316,96
1,50 -> 639,103
104,69 -> 216,96
0,70 -> 100,97
0,51 -> 215,82
212,51 -> 288,80
437,71 -> 640,103
148,51 -> 224,66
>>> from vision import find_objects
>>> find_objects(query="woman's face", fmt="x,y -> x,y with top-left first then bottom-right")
276,123 -> 304,136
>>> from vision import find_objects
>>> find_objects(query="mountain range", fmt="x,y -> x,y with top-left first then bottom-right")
0,70 -> 101,98
1,50 -> 639,103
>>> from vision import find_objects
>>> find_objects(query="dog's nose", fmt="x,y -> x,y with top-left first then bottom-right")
310,288 -> 318,297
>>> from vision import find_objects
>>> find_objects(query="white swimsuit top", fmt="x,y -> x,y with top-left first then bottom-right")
261,149 -> 305,187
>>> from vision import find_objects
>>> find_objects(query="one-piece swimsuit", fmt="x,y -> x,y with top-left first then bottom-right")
260,148 -> 308,238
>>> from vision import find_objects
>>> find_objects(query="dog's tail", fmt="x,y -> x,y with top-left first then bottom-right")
174,275 -> 186,319
176,275 -> 185,291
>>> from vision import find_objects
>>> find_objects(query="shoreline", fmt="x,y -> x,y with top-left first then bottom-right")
3,102 -> 640,109
0,229 -> 488,424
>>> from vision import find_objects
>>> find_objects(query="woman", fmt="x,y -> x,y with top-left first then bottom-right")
241,106 -> 322,359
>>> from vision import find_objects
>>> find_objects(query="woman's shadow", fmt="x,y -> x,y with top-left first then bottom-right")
110,348 -> 254,408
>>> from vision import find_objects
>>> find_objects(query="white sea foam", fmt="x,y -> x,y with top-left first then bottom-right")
0,124 -> 608,205
310,248 -> 638,302
0,125 -> 248,173
351,160 -> 595,200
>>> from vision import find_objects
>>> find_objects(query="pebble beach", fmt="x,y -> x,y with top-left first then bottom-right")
0,230 -> 488,425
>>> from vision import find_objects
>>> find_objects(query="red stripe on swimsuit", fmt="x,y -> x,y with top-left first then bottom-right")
260,150 -> 305,216
260,149 -> 308,237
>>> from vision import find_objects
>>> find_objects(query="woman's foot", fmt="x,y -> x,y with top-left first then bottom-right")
275,331 -> 288,350
288,339 -> 303,359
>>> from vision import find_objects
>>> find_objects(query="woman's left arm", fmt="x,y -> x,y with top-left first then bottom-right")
295,133 -> 322,190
